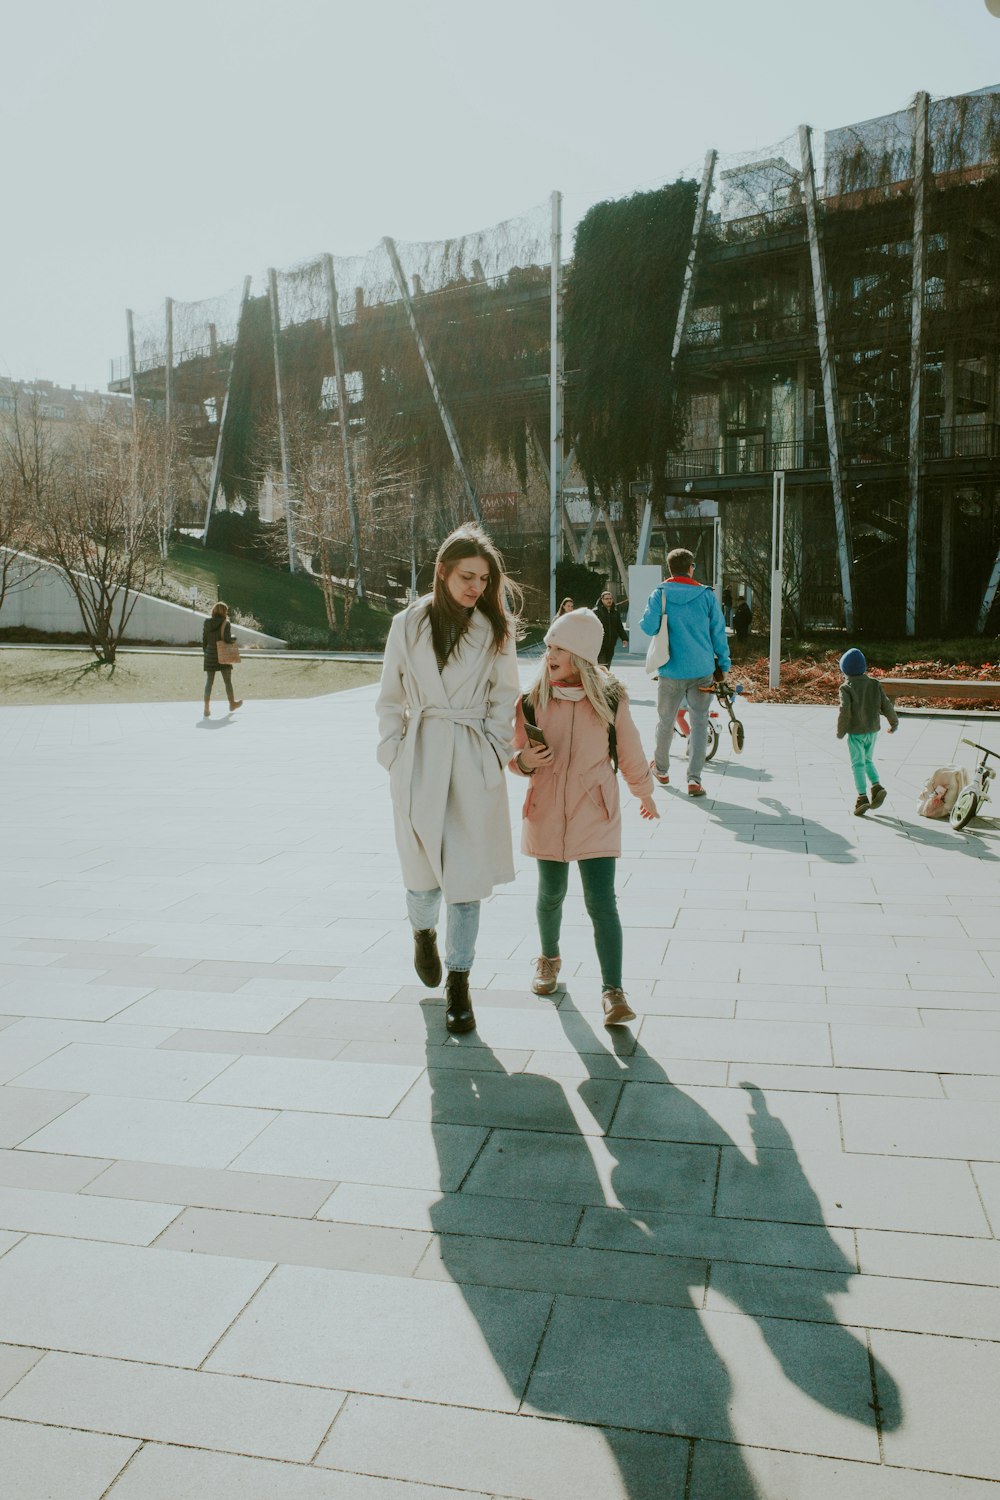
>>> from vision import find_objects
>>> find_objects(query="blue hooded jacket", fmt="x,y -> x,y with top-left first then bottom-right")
641,578 -> 731,680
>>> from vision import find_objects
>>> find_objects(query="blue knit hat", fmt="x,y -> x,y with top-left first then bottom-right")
839,648 -> 867,676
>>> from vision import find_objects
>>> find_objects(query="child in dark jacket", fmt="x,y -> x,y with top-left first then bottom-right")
836,648 -> 898,815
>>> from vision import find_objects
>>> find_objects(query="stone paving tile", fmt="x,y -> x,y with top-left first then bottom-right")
0,1146 -> 110,1191
25,1094 -> 278,1169
971,1162 -> 1000,1235
0,1185 -> 181,1245
318,1392 -> 687,1499
689,1441 -> 1000,1498
158,1027 -> 351,1062
842,1095 -> 1000,1160
0,1083 -> 84,1146
0,1342 -> 44,1399
609,1082 -> 842,1152
856,1228 -> 1000,1287
637,1016 -> 833,1066
317,1183 -> 581,1245
391,1068 -> 620,1136
230,1112 -> 486,1191
921,1009 -> 1000,1030
0,1416 -> 138,1500
195,1055 -> 422,1118
104,1444 -> 492,1499
156,1205 -> 431,1275
114,988 -> 309,1033
83,1159 -> 337,1217
0,981 -> 152,1022
873,1328 -> 1000,1480
207,1263 -> 550,1412
0,1350 -> 345,1461
10,1041 -> 237,1101
833,1024 -> 1000,1073
275,999 -> 440,1044
0,1235 -> 269,1365
524,1295 -> 881,1460
577,1207 -> 856,1271
724,1062 -> 946,1097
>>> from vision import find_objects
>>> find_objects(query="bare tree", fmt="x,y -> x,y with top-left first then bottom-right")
37,408 -> 160,663
0,388 -> 52,610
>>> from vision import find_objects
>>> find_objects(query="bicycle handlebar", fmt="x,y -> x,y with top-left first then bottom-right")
961,738 -> 998,758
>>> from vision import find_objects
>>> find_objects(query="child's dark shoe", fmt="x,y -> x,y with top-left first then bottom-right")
854,794 -> 870,817
869,783 -> 887,809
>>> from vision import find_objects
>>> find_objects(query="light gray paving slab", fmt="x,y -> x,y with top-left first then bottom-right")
0,981 -> 152,1021
194,1054 -> 422,1117
230,1112 -> 485,1191
638,1016 -> 832,1065
0,1234 -> 269,1364
10,1042 -> 237,1101
21,1095 -> 277,1168
83,1159 -> 337,1217
690,1441 -> 1000,1499
104,1443 -> 491,1499
0,1185 -> 181,1245
525,1295 -> 880,1460
113,989 -> 308,1032
0,1146 -> 110,1191
0,1018 -> 175,1083
610,1082 -> 842,1152
0,1416 -> 138,1500
525,1049 -> 728,1085
392,1068 -> 620,1135
716,1146 -> 991,1234
921,1008 -> 1000,1030
833,1024 -> 1000,1074
317,1182 -> 581,1245
318,1392 -> 687,1499
0,1342 -> 44,1399
275,999 -> 439,1044
873,1328 -> 1000,1480
842,1095 -> 1000,1160
972,1162 -> 1000,1235
0,1084 -> 83,1146
207,1263 -> 550,1411
155,1206 -> 430,1275
856,1229 -> 1000,1287
158,1027 -> 351,1062
0,1350 -> 345,1462
577,1206 -> 856,1272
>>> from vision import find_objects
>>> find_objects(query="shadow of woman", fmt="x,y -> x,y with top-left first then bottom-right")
422,997 -> 900,1499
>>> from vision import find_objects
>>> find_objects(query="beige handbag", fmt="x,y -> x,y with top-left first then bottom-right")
217,638 -> 241,666
644,589 -> 670,678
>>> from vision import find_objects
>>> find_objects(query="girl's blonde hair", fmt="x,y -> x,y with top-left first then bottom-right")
528,653 -> 615,728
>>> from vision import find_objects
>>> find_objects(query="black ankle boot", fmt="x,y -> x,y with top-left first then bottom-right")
413,928 -> 442,987
444,970 -> 476,1034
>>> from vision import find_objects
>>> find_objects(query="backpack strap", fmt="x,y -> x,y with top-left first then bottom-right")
523,691 -> 618,773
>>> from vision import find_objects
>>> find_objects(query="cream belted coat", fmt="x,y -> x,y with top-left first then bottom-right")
376,598 -> 520,903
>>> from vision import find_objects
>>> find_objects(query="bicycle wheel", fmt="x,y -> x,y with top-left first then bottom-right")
950,786 -> 979,831
704,721 -> 719,762
730,719 -> 745,754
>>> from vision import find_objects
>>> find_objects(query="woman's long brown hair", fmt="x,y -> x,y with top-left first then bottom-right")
427,524 -> 522,667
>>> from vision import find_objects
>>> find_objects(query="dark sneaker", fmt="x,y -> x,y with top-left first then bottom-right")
688,780 -> 706,797
650,759 -> 669,786
869,783 -> 887,809
444,970 -> 476,1034
413,928 -> 442,987
854,794 -> 870,817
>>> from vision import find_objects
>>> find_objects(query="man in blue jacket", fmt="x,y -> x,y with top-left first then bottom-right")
642,547 -> 731,796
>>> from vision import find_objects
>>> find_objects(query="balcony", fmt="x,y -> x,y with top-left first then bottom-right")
663,422 -> 1000,482
925,422 -> 1000,461
664,438 -> 829,480
683,309 -> 813,353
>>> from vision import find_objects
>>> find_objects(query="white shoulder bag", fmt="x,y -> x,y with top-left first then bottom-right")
644,587 -> 670,677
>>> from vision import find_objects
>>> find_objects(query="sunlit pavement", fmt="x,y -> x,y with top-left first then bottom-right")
0,662 -> 998,1499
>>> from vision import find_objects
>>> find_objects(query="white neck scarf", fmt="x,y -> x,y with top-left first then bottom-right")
551,683 -> 586,702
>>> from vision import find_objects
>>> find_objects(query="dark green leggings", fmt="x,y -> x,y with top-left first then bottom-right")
536,857 -> 622,990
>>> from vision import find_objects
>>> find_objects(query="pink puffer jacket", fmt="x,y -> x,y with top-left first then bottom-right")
509,682 -> 653,861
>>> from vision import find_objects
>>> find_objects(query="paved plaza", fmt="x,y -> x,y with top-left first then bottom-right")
0,662 -> 999,1499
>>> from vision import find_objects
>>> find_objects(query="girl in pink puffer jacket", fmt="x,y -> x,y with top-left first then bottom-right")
509,608 -> 659,1028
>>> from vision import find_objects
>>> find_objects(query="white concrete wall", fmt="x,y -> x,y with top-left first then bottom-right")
0,549 -> 286,649
627,564 -> 662,660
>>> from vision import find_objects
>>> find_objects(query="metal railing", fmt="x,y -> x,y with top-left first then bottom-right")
683,310 -> 812,351
924,422 -> 1000,461
664,421 -> 1000,480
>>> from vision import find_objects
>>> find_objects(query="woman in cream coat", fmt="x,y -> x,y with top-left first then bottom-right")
376,525 -> 521,1034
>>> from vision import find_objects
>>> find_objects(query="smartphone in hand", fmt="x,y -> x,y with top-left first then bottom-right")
525,722 -> 548,748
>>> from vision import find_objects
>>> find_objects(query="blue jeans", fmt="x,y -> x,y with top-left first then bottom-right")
847,733 -> 881,795
654,675 -> 713,782
406,889 -> 480,972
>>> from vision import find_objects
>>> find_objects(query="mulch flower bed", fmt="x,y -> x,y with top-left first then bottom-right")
730,654 -> 1000,711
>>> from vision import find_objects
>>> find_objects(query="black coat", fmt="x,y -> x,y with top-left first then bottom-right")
594,601 -> 628,656
202,615 -> 234,669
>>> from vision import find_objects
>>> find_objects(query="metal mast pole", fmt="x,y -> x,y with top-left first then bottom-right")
125,309 -> 138,413
383,237 -> 482,524
549,190 -> 564,620
671,149 -> 717,365
769,471 -> 786,689
203,276 -> 251,545
800,124 -> 855,631
324,254 -> 364,600
906,91 -> 930,637
268,267 -> 297,573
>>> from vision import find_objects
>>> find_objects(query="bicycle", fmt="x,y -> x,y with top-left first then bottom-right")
950,739 -> 998,830
674,681 -> 745,763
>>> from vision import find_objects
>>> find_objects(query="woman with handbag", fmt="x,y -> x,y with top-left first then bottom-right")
376,524 -> 521,1035
202,602 -> 243,717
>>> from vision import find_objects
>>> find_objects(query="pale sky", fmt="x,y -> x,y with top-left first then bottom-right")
2,0 -> 997,391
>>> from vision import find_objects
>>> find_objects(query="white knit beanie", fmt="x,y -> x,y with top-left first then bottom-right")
544,608 -> 604,666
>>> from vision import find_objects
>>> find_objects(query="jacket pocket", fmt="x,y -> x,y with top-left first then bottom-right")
584,780 -> 613,820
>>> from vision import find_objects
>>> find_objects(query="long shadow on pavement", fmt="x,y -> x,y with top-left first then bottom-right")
423,995 -> 900,1499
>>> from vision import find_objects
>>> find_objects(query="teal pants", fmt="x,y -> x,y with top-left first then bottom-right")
847,732 -> 881,794
536,857 -> 622,990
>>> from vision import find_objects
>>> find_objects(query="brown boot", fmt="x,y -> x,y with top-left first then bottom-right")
444,970 -> 476,1034
531,955 -> 562,996
413,928 -> 442,988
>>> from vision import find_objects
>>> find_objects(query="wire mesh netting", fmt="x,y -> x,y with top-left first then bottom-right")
130,283 -> 246,380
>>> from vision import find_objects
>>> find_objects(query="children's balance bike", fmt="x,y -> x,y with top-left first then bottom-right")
674,681 -> 746,763
950,739 -> 998,830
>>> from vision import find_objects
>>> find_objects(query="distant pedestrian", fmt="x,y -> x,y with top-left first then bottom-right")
836,648 -> 898,816
510,608 -> 658,1029
642,547 -> 730,797
202,602 -> 243,718
554,597 -> 575,620
594,589 -> 629,667
722,585 -> 734,626
376,524 -> 521,1035
734,596 -> 752,643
